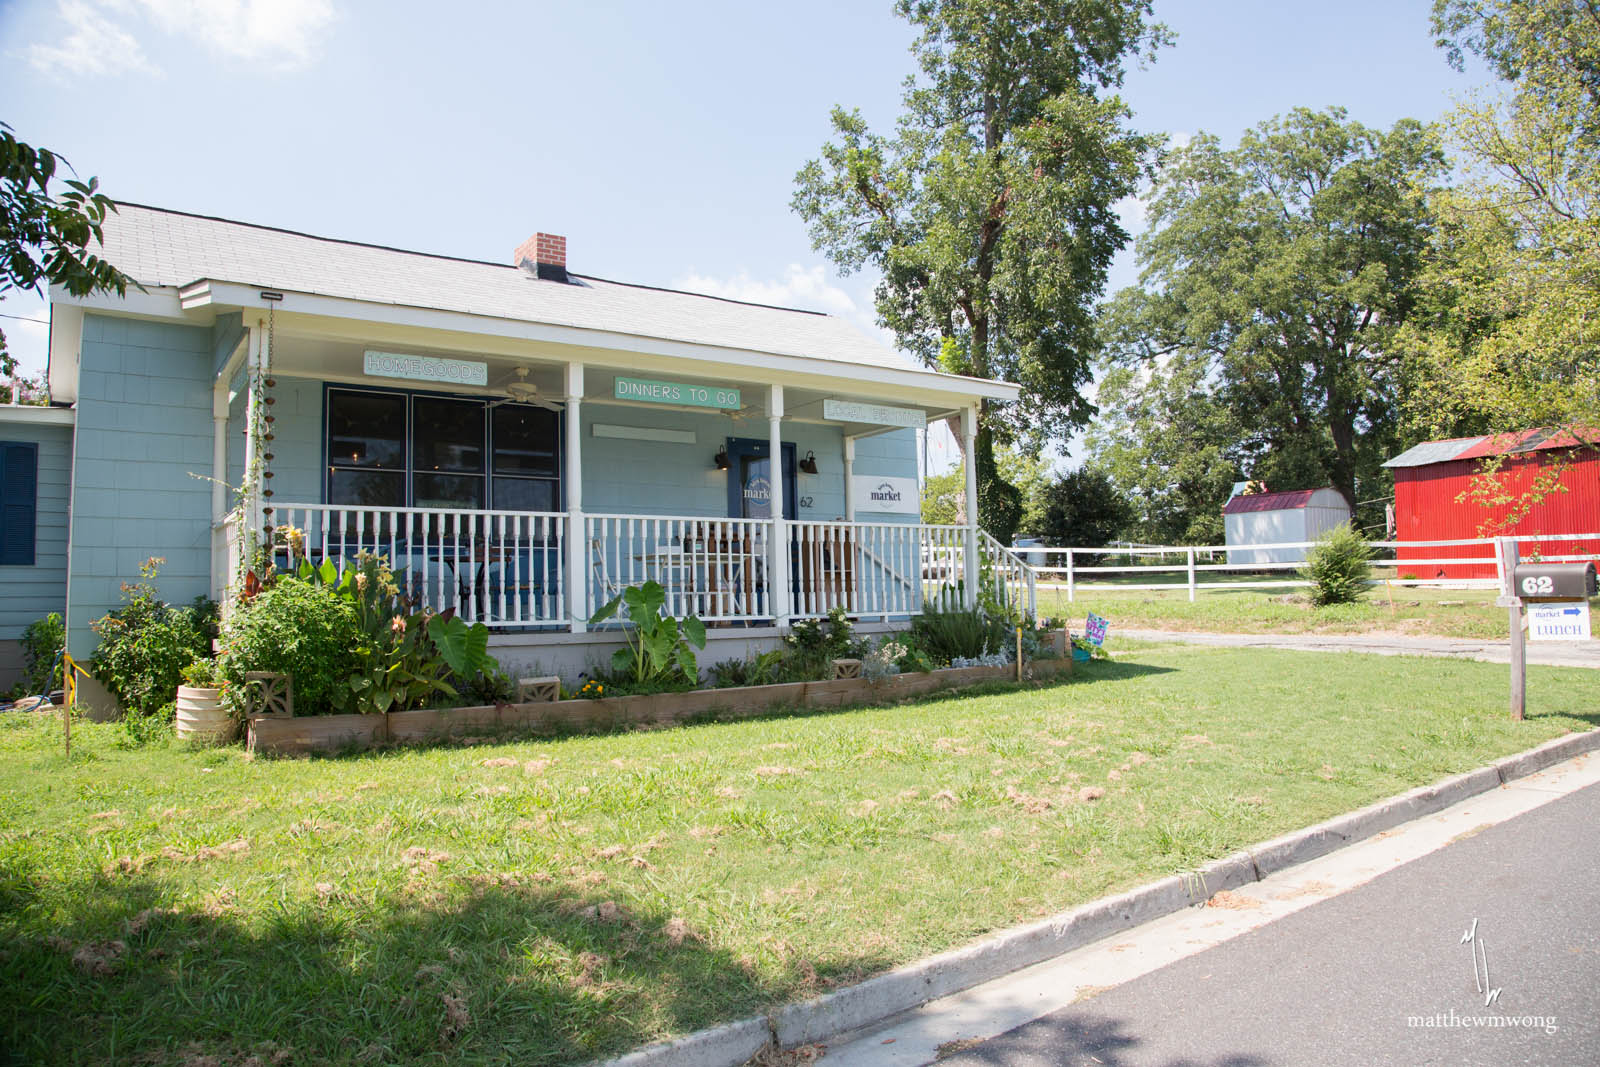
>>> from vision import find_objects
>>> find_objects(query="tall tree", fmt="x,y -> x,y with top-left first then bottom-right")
1,122 -> 128,377
1038,464 -> 1134,549
1398,1 -> 1600,442
793,0 -> 1167,543
1085,357 -> 1241,544
1100,108 -> 1445,514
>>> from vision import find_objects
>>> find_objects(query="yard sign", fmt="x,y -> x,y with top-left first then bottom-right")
1084,612 -> 1110,647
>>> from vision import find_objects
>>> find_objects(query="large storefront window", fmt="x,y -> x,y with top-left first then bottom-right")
326,387 -> 560,511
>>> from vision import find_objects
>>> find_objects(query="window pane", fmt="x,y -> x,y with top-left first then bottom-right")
413,397 -> 484,474
492,405 -> 559,476
328,391 -> 405,468
492,477 -> 556,513
329,469 -> 405,508
414,473 -> 484,509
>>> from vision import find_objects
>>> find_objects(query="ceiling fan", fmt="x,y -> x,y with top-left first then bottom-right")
487,367 -> 564,411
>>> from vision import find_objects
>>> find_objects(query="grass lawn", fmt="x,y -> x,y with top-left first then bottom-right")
3,647 -> 1596,1065
1038,584 -> 1551,640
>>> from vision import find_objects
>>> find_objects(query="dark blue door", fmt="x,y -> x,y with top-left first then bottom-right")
725,438 -> 796,520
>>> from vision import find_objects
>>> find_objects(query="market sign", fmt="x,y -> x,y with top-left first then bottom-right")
1528,601 -> 1592,641
614,377 -> 741,410
823,399 -> 927,429
851,474 -> 918,513
364,350 -> 488,387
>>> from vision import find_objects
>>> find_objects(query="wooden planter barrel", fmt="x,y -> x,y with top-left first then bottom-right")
176,685 -> 238,743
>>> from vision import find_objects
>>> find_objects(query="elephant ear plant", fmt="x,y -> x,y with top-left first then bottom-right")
589,580 -> 706,688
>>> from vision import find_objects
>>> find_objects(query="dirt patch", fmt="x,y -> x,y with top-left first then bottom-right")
1205,890 -> 1263,910
1077,786 -> 1106,803
745,1044 -> 825,1066
480,757 -> 518,768
931,789 -> 959,810
753,765 -> 802,779
401,847 -> 453,872
70,939 -> 127,976
438,992 -> 471,1044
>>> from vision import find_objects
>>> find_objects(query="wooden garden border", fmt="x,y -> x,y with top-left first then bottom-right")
246,658 -> 1072,756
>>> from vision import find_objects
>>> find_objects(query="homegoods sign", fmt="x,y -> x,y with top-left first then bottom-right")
614,377 -> 741,410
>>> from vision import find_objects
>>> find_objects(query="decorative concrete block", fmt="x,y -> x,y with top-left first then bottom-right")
832,658 -> 862,679
245,672 -> 293,718
517,676 -> 561,703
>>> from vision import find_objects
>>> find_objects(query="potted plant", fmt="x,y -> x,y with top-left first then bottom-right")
176,657 -> 237,743
1036,616 -> 1069,657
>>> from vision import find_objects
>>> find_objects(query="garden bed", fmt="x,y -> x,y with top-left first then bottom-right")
246,658 -> 1072,755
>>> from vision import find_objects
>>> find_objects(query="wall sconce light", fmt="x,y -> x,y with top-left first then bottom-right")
799,450 -> 819,475
713,445 -> 730,470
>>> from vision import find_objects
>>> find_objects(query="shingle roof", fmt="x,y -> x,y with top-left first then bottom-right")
97,203 -> 916,372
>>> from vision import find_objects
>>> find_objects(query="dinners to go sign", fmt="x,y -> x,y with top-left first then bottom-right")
614,377 -> 741,409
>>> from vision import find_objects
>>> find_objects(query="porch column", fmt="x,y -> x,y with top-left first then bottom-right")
768,385 -> 789,625
565,362 -> 586,633
241,325 -> 266,565
842,436 -> 856,522
211,381 -> 229,600
962,405 -> 979,609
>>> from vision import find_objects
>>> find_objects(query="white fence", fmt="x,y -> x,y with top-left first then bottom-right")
1029,532 -> 1600,602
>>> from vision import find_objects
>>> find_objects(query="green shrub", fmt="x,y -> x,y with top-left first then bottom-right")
1302,523 -> 1374,606
708,650 -> 783,689
218,577 -> 365,716
911,604 -> 1007,666
91,559 -> 217,719
776,606 -> 866,681
17,612 -> 64,695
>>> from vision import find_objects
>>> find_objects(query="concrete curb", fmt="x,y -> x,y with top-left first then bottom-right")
592,727 -> 1600,1067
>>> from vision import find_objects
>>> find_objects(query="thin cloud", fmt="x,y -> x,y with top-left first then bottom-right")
25,0 -> 337,77
26,1 -> 158,77
130,0 -> 338,68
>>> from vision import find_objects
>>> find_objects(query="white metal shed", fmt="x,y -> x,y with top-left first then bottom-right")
1223,488 -> 1351,565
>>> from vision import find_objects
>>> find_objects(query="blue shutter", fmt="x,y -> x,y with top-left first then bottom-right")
0,442 -> 39,566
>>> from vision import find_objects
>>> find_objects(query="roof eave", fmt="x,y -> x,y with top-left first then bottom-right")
58,281 -> 1023,405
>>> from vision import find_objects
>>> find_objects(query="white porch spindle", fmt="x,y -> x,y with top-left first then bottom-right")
962,405 -> 979,610
767,385 -> 789,626
565,362 -> 586,632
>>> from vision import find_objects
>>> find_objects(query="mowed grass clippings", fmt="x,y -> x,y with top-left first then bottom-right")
2,647 -> 1596,1065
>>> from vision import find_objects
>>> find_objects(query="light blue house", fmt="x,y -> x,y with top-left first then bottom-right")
4,205 -> 1026,684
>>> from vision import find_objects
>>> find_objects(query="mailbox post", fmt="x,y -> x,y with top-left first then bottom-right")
1497,538 -> 1598,722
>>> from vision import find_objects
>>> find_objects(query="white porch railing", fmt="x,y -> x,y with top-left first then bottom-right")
235,506 -> 1046,630
584,514 -> 773,623
272,503 -> 568,627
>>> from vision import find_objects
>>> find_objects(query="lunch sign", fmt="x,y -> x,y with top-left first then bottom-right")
614,377 -> 741,410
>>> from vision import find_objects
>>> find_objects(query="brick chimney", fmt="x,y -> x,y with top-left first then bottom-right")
514,232 -> 568,283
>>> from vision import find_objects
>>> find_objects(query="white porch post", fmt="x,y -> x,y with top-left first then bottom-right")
842,436 -> 856,522
241,325 -> 265,557
211,381 -> 229,599
962,405 -> 979,609
565,362 -> 587,633
768,384 -> 789,625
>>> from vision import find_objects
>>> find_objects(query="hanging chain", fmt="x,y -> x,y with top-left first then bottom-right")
260,304 -> 278,544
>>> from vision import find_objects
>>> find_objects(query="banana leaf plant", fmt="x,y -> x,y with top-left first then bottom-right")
589,580 -> 706,686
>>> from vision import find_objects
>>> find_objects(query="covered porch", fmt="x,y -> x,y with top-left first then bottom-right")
212,309 -> 1031,638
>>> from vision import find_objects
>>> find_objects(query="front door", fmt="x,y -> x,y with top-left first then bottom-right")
725,438 -> 797,520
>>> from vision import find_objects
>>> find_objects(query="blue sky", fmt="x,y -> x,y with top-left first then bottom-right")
2,0 -> 1491,465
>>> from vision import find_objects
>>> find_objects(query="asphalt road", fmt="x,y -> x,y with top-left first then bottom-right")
937,780 -> 1600,1067
1119,628 -> 1600,669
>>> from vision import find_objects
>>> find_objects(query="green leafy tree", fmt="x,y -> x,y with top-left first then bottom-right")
922,445 -> 1054,532
793,0 -> 1167,544
1398,1 -> 1600,443
1,123 -> 130,376
1102,108 -> 1445,517
1085,358 -> 1240,544
1038,465 -> 1134,549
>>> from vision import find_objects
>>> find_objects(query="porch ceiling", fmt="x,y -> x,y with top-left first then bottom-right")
268,331 -> 962,432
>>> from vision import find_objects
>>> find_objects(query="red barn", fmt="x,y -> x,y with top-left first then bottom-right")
1384,429 -> 1600,579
